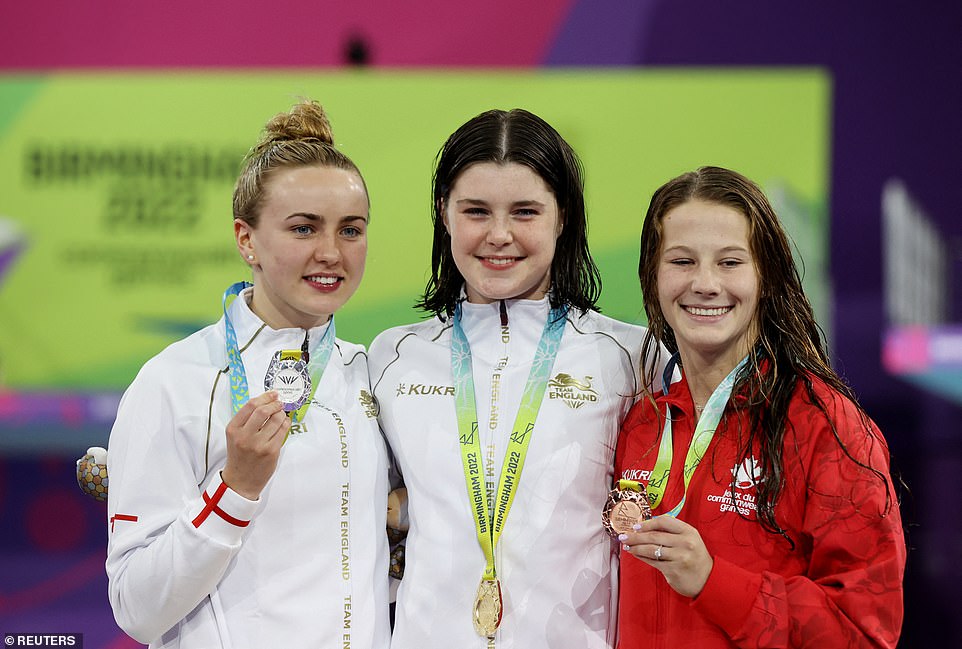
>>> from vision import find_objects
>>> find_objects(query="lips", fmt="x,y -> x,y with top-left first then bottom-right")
684,305 -> 733,317
305,274 -> 342,291
478,256 -> 521,268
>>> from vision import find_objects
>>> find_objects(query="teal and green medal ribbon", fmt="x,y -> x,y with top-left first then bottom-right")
222,281 -> 335,423
646,354 -> 749,517
451,301 -> 567,638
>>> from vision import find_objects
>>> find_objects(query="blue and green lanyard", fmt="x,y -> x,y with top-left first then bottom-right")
221,281 -> 335,422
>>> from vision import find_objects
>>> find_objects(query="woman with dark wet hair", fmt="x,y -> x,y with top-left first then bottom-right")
370,108 -> 669,648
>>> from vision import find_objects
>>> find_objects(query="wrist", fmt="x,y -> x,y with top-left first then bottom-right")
220,469 -> 261,501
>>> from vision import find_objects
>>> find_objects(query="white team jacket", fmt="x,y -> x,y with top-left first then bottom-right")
369,296 -> 669,649
106,288 -> 391,649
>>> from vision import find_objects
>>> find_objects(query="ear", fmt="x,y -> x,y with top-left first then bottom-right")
235,219 -> 256,264
439,199 -> 450,233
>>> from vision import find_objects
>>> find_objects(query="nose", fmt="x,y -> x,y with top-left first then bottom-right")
691,264 -> 720,295
486,215 -> 513,246
314,232 -> 341,264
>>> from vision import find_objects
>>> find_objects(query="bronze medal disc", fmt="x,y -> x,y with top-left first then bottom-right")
602,487 -> 652,536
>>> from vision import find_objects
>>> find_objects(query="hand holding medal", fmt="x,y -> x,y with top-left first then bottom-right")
616,514 -> 714,599
220,390 -> 291,501
612,356 -> 749,597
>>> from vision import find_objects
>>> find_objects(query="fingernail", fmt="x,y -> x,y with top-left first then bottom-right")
623,544 -> 630,551
632,523 -> 642,531
617,533 -> 628,541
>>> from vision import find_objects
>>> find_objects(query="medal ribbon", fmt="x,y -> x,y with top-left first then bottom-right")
222,281 -> 336,422
646,354 -> 749,517
451,301 -> 567,582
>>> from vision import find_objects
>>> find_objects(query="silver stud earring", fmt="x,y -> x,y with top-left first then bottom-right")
247,255 -> 255,261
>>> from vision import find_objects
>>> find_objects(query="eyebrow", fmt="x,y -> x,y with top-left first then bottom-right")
285,212 -> 368,223
454,198 -> 546,208
662,244 -> 750,254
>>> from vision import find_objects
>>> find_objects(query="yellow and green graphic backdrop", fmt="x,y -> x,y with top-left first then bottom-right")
0,70 -> 830,390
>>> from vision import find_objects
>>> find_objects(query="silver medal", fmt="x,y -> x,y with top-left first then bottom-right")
264,350 -> 312,412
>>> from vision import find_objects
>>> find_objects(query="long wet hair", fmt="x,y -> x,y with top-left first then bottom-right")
233,99 -> 368,227
638,166 -> 892,542
416,108 -> 601,318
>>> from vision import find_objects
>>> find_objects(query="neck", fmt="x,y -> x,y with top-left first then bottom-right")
464,279 -> 551,305
678,349 -> 746,408
686,374 -> 720,414
248,290 -> 331,331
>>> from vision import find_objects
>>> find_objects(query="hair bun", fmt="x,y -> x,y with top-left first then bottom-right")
261,99 -> 335,147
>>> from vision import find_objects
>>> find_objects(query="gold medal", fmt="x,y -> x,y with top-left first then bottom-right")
472,578 -> 503,638
602,480 -> 652,536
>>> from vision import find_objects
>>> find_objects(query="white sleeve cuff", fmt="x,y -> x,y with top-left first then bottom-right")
190,473 -> 259,544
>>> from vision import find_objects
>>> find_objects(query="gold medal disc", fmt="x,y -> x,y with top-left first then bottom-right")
472,578 -> 503,638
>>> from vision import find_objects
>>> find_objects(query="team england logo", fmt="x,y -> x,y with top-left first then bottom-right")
359,389 -> 379,419
547,373 -> 598,409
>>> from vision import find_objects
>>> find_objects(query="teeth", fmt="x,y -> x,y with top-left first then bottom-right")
687,306 -> 730,316
485,258 -> 515,266
308,276 -> 339,285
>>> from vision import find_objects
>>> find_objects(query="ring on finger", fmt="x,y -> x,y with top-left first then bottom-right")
654,545 -> 663,561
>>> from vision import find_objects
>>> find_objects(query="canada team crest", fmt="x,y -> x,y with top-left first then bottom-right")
731,457 -> 764,489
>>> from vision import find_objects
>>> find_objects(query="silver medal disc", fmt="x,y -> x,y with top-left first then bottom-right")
264,351 -> 312,412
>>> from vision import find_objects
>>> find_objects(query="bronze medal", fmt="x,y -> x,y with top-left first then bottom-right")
472,578 -> 503,638
602,480 -> 652,536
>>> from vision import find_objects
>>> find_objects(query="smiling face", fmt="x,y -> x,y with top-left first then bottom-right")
657,199 -> 760,371
235,165 -> 369,330
442,162 -> 562,304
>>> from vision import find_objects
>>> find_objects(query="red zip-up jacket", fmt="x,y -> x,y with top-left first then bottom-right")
614,372 -> 905,649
